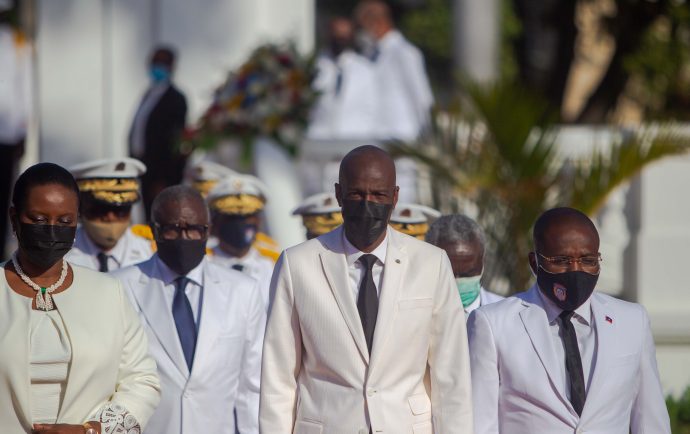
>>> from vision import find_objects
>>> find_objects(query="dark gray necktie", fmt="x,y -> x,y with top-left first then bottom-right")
172,276 -> 197,371
357,254 -> 379,354
97,252 -> 109,272
559,310 -> 586,416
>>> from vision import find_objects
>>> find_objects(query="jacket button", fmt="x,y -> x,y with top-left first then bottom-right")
367,388 -> 376,397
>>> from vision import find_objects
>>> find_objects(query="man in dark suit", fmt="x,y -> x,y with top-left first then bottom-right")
129,46 -> 187,218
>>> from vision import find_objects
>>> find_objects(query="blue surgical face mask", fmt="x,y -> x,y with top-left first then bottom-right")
149,64 -> 171,83
456,274 -> 482,308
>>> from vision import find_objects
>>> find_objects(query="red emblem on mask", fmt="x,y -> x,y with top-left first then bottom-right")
553,283 -> 567,302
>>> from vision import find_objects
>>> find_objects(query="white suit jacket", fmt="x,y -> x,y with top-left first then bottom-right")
260,226 -> 473,434
66,226 -> 153,271
112,256 -> 265,434
468,285 -> 671,434
0,263 -> 160,434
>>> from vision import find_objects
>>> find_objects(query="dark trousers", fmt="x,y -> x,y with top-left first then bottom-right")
0,143 -> 21,259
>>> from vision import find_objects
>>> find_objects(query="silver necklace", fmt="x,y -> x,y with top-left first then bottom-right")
11,252 -> 68,311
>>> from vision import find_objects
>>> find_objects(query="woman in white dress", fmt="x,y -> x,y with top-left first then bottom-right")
0,163 -> 160,434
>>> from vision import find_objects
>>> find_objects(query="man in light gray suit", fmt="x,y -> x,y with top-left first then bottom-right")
468,207 -> 670,434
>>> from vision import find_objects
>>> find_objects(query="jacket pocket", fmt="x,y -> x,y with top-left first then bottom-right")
399,298 -> 433,310
408,393 -> 432,415
412,421 -> 433,434
293,419 -> 323,434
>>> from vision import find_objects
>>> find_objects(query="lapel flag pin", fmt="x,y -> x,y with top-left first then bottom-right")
605,316 -> 613,324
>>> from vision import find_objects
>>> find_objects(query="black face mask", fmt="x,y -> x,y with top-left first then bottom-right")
17,223 -> 76,269
536,266 -> 599,311
218,219 -> 257,250
156,239 -> 207,276
341,199 -> 392,249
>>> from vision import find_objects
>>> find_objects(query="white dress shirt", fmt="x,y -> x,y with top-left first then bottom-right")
130,82 -> 169,157
536,287 -> 598,398
154,255 -> 204,327
209,246 -> 273,310
371,29 -> 433,142
66,226 -> 153,272
342,228 -> 389,298
307,50 -> 379,140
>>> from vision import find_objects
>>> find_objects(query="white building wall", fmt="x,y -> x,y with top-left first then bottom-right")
35,0 -> 314,166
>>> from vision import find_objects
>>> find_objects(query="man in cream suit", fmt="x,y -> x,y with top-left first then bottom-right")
113,185 -> 265,434
260,146 -> 473,434
468,207 -> 670,434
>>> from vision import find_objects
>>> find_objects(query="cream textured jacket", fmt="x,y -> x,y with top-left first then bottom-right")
0,263 -> 161,434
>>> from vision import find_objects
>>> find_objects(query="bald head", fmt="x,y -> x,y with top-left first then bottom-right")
151,185 -> 209,227
533,207 -> 599,252
335,146 -> 398,251
339,145 -> 396,186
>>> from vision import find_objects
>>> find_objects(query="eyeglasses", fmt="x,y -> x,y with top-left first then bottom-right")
537,252 -> 602,272
153,223 -> 209,240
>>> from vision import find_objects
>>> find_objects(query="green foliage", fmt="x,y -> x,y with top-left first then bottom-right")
667,386 -> 690,433
623,3 -> 690,120
391,81 -> 690,292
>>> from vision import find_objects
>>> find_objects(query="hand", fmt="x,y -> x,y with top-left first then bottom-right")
32,421 -> 101,434
32,424 -> 84,434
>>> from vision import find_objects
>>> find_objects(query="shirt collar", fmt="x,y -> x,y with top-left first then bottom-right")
80,225 -> 126,266
154,254 -> 204,287
378,29 -> 402,50
536,284 -> 592,326
342,227 -> 389,267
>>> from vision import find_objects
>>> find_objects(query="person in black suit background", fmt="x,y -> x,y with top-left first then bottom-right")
129,46 -> 187,218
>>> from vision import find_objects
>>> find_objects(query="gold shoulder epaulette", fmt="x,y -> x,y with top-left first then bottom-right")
131,224 -> 153,240
253,232 -> 280,262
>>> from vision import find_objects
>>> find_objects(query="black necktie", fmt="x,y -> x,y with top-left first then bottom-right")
357,254 -> 379,354
231,264 -> 244,272
172,276 -> 197,371
97,252 -> 109,272
559,310 -> 586,416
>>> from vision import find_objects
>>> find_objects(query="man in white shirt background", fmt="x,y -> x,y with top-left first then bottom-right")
354,1 -> 433,203
355,0 -> 433,143
307,16 -> 379,141
425,214 -> 504,317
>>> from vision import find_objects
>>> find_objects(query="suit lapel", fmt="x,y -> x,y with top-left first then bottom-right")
580,294 -> 616,420
518,286 -> 573,414
190,262 -> 227,377
319,228 -> 369,363
131,260 -> 189,380
369,230 -> 406,370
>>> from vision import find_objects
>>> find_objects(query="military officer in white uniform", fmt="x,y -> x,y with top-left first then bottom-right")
66,158 -> 153,272
188,160 -> 280,261
389,202 -> 440,240
292,192 -> 343,240
207,173 -> 275,310
426,214 -> 504,316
